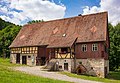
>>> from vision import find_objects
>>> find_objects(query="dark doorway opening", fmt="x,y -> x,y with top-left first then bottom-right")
36,57 -> 46,66
36,57 -> 40,66
64,63 -> 68,70
16,53 -> 20,64
41,57 -> 46,65
22,56 -> 27,65
104,67 -> 107,78
78,68 -> 81,74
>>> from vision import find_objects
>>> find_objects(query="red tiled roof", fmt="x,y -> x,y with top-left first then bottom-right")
9,12 -> 108,48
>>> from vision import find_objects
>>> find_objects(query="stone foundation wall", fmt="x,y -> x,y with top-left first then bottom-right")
104,60 -> 109,74
10,54 -> 16,63
10,53 -> 37,66
55,59 -> 74,72
54,58 -> 109,78
76,59 -> 109,78
20,54 -> 37,66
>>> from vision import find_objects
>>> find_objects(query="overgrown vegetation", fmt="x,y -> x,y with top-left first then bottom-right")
0,18 -> 120,71
0,58 -> 70,83
60,72 -> 120,83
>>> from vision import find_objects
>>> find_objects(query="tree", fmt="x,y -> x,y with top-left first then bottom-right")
109,23 -> 120,71
0,25 -> 21,58
27,19 -> 44,24
0,18 -> 14,30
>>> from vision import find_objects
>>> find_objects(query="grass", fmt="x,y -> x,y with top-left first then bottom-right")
1,58 -> 120,83
60,71 -> 120,83
0,58 -> 70,83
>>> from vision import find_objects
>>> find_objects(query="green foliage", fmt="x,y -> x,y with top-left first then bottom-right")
27,19 -> 44,24
0,18 -> 15,30
109,23 -> 120,71
0,18 -> 21,58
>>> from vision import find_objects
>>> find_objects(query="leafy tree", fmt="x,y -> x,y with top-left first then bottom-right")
0,25 -> 21,58
109,23 -> 120,71
27,19 -> 44,24
0,18 -> 14,30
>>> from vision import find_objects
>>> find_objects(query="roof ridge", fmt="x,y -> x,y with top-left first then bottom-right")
25,11 -> 108,26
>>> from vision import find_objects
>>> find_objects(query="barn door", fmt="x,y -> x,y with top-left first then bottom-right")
64,63 -> 68,70
16,53 -> 20,64
37,47 -> 47,66
22,56 -> 27,65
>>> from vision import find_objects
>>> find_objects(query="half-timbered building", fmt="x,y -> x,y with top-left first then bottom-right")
9,12 -> 109,78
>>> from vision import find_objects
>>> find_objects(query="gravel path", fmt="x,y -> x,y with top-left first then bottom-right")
13,66 -> 102,83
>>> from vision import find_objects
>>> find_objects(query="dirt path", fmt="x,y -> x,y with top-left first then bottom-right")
13,66 -> 102,83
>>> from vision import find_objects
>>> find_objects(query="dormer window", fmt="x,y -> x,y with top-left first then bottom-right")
62,33 -> 66,37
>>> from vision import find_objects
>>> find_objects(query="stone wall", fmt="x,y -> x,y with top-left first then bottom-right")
76,59 -> 109,78
10,54 -> 16,63
104,60 -> 109,74
10,53 -> 37,66
55,59 -> 74,72
54,58 -> 109,78
20,54 -> 37,66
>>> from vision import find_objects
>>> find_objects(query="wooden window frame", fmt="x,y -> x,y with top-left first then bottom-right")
11,47 -> 38,54
92,43 -> 98,51
81,44 -> 87,52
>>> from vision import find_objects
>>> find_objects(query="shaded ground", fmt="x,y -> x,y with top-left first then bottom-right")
13,66 -> 102,83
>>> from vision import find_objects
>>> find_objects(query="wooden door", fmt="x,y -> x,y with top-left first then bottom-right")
104,67 -> 107,78
22,56 -> 27,64
64,63 -> 68,70
16,53 -> 20,64
41,57 -> 46,65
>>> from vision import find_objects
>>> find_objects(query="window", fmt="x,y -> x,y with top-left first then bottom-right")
62,33 -> 66,37
81,44 -> 87,52
11,48 -> 21,53
92,44 -> 98,51
61,48 -> 68,53
59,65 -> 62,69
21,47 -> 38,54
28,56 -> 31,58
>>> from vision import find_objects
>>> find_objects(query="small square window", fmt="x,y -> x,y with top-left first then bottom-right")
91,67 -> 93,69
81,44 -> 87,52
61,48 -> 68,53
59,66 -> 62,69
28,56 -> 31,58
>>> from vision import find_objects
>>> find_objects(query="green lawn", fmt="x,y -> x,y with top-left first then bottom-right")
60,71 -> 120,83
0,58 -> 70,83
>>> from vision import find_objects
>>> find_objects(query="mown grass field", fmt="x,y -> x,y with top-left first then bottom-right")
0,58 -> 70,83
60,71 -> 120,83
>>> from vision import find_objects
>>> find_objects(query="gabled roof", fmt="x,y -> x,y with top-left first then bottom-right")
10,12 -> 108,48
